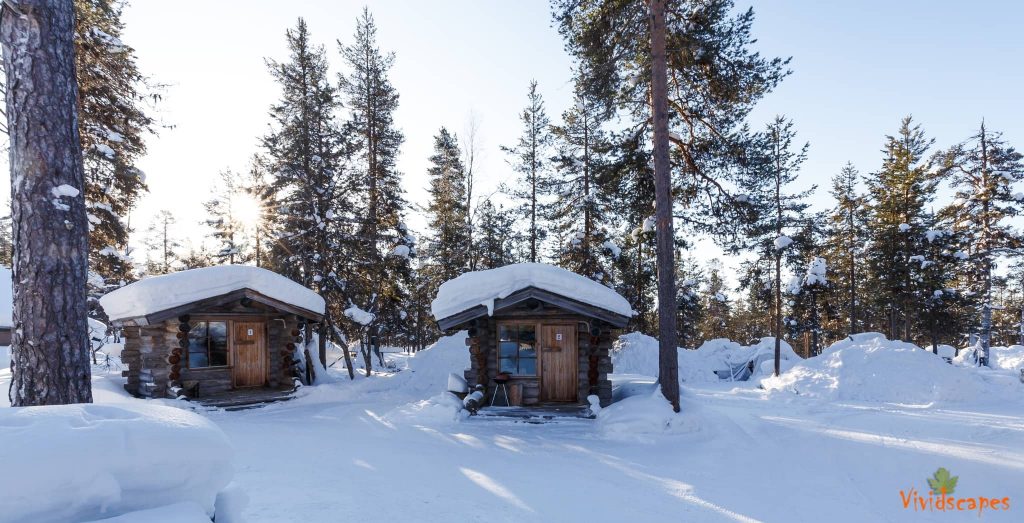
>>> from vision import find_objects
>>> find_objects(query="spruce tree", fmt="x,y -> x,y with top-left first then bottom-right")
423,127 -> 471,299
864,116 -> 937,341
547,82 -> 617,283
143,210 -> 180,275
74,0 -> 156,314
474,198 -> 521,270
339,9 -> 412,373
938,122 -> 1024,365
203,169 -> 251,265
263,18 -> 353,375
502,80 -> 552,263
824,162 -> 869,336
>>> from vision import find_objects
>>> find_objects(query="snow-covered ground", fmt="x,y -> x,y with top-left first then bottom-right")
2,333 -> 1023,522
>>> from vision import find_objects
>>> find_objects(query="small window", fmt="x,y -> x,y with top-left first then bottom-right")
187,321 -> 228,368
497,323 -> 536,376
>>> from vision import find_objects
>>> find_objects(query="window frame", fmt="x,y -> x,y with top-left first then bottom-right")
185,319 -> 232,370
496,321 -> 539,377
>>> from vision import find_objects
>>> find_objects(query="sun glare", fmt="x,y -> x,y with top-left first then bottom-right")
233,192 -> 264,228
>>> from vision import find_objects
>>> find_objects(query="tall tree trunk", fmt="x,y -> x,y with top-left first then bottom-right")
648,0 -> 679,411
3,0 -> 92,406
774,254 -> 782,375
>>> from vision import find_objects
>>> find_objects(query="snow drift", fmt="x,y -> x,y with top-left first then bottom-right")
597,384 -> 698,440
761,333 -> 1021,404
0,403 -> 234,523
430,262 -> 633,320
611,332 -> 799,384
99,265 -> 325,322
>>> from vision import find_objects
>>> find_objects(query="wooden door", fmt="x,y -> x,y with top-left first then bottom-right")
540,324 -> 577,402
232,322 -> 267,388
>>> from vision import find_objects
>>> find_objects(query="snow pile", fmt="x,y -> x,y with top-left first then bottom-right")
611,332 -> 799,384
0,403 -> 234,523
774,235 -> 792,249
761,333 -> 1018,404
384,392 -> 468,425
99,265 -> 325,322
381,332 -> 473,424
991,345 -> 1024,371
597,385 -> 697,440
431,263 -> 633,320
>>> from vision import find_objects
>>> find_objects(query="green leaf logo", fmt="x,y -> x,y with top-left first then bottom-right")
927,467 -> 958,495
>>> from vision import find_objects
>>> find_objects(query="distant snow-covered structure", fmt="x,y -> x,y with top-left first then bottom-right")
100,266 -> 325,405
432,263 -> 632,408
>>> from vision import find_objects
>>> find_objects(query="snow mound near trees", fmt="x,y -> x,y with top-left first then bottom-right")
0,403 -> 234,523
430,262 -> 633,320
597,384 -> 698,440
382,332 -> 472,424
955,344 -> 1024,372
611,332 -> 799,383
761,333 -> 1021,404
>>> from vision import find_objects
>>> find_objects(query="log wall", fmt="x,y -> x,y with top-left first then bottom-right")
120,308 -> 303,399
462,312 -> 614,407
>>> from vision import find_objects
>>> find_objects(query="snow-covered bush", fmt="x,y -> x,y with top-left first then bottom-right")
0,403 -> 234,523
761,333 -> 1019,404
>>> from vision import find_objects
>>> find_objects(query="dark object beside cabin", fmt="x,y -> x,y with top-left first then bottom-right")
436,286 -> 627,408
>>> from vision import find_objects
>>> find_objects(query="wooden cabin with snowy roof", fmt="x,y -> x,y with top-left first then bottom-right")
432,263 -> 632,408
100,266 -> 325,407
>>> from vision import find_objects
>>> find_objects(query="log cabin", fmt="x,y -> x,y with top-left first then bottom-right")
99,266 -> 325,406
432,263 -> 632,408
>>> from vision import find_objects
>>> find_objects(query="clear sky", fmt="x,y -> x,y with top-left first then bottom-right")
23,1 -> 1024,264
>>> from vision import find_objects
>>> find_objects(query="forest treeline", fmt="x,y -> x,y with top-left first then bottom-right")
6,1 -> 1020,372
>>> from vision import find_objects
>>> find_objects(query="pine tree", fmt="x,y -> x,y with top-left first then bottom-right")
423,127 -> 470,299
143,210 -> 180,275
864,116 -> 937,341
739,116 -> 813,374
0,211 -> 12,267
824,162 -> 869,336
474,198 -> 521,270
547,82 -> 617,283
938,122 -> 1024,365
3,0 -> 93,405
553,0 -> 789,408
74,0 -> 156,314
339,8 -> 412,374
264,18 -> 353,375
502,80 -> 552,263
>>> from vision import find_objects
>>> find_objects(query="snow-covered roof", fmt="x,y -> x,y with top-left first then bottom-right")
431,263 -> 634,323
0,266 -> 11,328
99,265 -> 325,323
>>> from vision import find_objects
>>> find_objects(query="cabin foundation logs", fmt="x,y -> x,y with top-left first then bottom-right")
466,326 -> 487,387
167,315 -> 189,395
284,319 -> 305,385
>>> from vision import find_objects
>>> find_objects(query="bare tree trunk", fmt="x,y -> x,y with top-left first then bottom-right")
648,0 -> 679,412
3,0 -> 92,406
774,254 -> 782,375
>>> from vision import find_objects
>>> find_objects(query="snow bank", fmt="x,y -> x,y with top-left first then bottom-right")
99,265 -> 325,322
761,333 -> 1019,404
87,502 -> 212,523
597,385 -> 697,440
611,332 -> 799,384
0,403 -> 233,523
384,391 -> 468,425
431,263 -> 633,320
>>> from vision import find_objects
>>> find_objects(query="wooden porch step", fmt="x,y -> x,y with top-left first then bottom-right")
190,387 -> 296,411
474,404 -> 595,421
